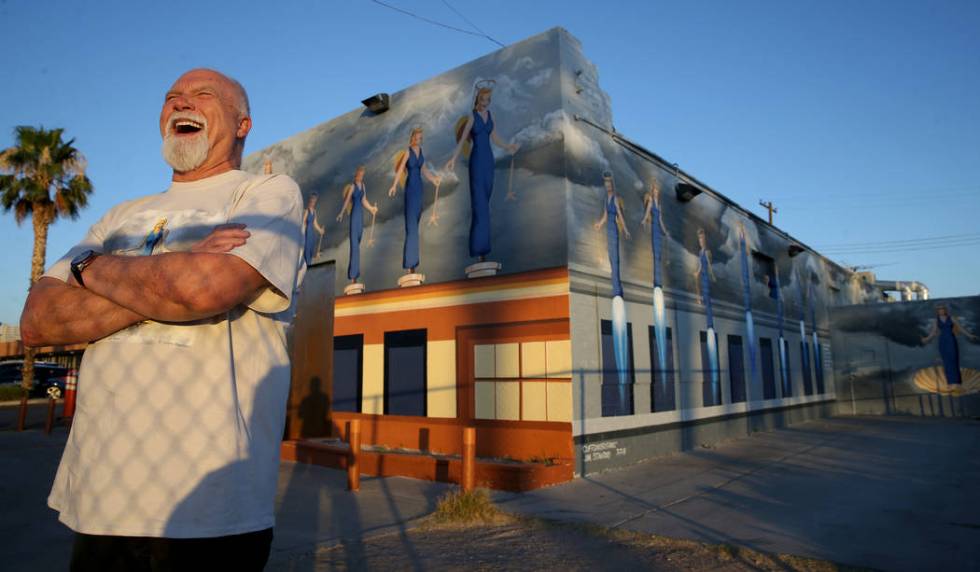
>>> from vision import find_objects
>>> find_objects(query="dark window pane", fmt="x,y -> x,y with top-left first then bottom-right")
600,319 -> 634,417
728,335 -> 746,403
384,329 -> 427,416
333,334 -> 363,412
700,330 -> 721,406
760,338 -> 776,400
649,326 -> 675,412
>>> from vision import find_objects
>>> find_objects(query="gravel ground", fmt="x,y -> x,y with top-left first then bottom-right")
272,514 -> 868,572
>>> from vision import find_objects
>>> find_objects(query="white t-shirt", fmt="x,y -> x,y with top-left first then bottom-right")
45,169 -> 304,538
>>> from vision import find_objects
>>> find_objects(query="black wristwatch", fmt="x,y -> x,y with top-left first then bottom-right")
70,250 -> 101,287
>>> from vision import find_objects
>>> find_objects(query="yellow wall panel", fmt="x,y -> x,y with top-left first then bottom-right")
521,341 -> 546,378
546,339 -> 572,378
475,381 -> 495,419
495,343 -> 520,378
547,382 -> 572,422
427,340 -> 456,418
495,381 -> 521,420
361,344 -> 384,415
474,344 -> 495,379
522,382 -> 547,421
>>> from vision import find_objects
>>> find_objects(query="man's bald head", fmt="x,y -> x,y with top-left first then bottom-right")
160,68 -> 254,181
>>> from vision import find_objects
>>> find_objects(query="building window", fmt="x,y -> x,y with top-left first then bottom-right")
601,320 -> 634,417
384,329 -> 427,416
473,340 -> 572,422
728,335 -> 746,403
759,337 -> 777,400
700,330 -> 722,406
648,326 -> 676,412
752,252 -> 778,299
800,340 -> 813,395
333,334 -> 363,412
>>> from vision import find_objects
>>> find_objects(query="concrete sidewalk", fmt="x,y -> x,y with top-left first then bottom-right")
2,416 -> 976,571
493,416 -> 980,572
0,427 -> 450,572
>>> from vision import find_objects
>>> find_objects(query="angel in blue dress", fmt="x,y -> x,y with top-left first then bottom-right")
389,127 -> 441,273
336,165 -> 378,283
142,217 -> 169,256
593,172 -> 631,296
445,80 -> 520,262
921,303 -> 977,389
301,194 -> 325,266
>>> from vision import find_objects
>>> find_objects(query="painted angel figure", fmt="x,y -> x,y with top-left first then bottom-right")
693,228 -> 716,308
142,217 -> 169,256
445,79 -> 520,262
921,303 -> 978,388
389,127 -> 441,274
336,165 -> 378,284
302,193 -> 325,265
593,172 -> 631,297
640,179 -> 669,287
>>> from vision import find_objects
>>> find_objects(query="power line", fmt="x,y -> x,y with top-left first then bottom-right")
816,232 -> 980,250
440,0 -> 505,47
822,238 -> 980,255
370,0 -> 505,48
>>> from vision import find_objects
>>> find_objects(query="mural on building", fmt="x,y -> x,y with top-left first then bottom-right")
831,297 -> 980,417
446,79 -> 521,273
736,220 -> 758,392
335,165 -> 378,290
920,303 -> 978,393
694,228 -> 720,403
593,171 -> 631,413
809,279 -> 824,393
302,193 -> 325,265
641,178 -> 669,375
773,266 -> 791,396
388,126 -> 442,281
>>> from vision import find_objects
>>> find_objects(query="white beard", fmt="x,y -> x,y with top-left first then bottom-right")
162,124 -> 209,173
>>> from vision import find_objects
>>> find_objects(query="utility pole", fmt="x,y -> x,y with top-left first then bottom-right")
759,199 -> 777,225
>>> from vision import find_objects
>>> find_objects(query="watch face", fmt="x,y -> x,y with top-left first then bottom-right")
72,250 -> 97,267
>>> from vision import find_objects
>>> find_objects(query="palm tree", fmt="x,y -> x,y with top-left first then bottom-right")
0,126 -> 93,430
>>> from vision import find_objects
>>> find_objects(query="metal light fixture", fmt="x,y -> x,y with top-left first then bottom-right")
674,182 -> 702,202
361,93 -> 390,114
788,244 -> 805,257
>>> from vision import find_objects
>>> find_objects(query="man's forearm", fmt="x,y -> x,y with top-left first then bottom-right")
82,252 -> 265,322
21,278 -> 146,347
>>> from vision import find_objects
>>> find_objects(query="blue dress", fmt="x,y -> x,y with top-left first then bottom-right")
348,184 -> 364,280
650,203 -> 664,288
403,148 -> 424,270
938,317 -> 962,385
606,195 -> 624,297
468,110 -> 495,258
699,249 -> 714,328
303,207 -> 317,265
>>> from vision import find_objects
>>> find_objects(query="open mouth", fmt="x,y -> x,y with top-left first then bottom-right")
174,120 -> 204,135
169,116 -> 206,136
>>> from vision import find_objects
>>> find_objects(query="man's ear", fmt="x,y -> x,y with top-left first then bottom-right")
237,116 -> 252,140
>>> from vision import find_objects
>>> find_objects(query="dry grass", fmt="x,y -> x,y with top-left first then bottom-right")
426,488 -> 510,527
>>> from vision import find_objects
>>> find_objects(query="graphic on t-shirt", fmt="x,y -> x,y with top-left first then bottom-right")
142,217 -> 169,255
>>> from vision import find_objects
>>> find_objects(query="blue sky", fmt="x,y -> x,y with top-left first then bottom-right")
1,0 -> 978,325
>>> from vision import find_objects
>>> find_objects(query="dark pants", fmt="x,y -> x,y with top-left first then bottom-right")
70,528 -> 273,572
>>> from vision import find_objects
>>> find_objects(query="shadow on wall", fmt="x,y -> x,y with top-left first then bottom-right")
830,296 -> 980,417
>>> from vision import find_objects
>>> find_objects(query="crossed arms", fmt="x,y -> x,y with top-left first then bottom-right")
20,225 -> 267,347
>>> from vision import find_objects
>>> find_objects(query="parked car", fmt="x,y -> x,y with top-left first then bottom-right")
0,360 -> 71,398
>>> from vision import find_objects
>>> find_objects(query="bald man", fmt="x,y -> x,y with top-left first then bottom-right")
20,69 -> 304,571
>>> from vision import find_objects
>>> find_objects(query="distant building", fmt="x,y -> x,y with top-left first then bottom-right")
0,323 -> 20,343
